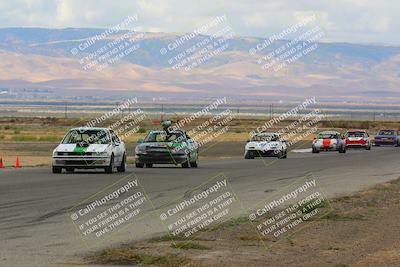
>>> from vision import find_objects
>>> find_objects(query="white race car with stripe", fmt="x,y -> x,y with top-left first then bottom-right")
245,132 -> 287,159
52,128 -> 126,173
312,131 -> 346,153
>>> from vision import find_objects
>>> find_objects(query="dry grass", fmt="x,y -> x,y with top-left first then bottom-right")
1,116 -> 399,143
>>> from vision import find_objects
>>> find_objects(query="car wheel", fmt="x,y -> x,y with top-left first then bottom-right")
181,155 -> 190,168
66,167 -> 74,173
366,144 -> 371,150
339,146 -> 346,153
145,163 -> 153,168
190,155 -> 198,168
245,151 -> 255,159
282,151 -> 288,159
117,154 -> 126,172
312,147 -> 319,153
52,166 -> 62,174
276,151 -> 284,159
135,162 -> 144,168
105,154 -> 114,173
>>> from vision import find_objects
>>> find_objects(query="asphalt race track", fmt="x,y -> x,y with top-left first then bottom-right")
1,147 -> 400,266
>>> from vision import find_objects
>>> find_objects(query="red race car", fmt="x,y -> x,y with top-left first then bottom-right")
345,129 -> 371,150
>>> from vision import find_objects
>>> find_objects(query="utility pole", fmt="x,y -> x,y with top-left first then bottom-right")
272,103 -> 274,118
269,103 -> 274,119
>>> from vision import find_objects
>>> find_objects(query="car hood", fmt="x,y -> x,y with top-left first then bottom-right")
55,144 -> 111,153
314,138 -> 338,144
375,135 -> 395,139
247,141 -> 281,148
347,136 -> 363,141
140,142 -> 185,149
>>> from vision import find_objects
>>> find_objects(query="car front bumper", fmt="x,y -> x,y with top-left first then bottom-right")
135,153 -> 187,164
245,149 -> 280,157
313,145 -> 338,151
374,140 -> 396,146
346,141 -> 368,147
52,156 -> 111,168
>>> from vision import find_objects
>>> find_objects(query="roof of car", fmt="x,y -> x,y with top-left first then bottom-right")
318,131 -> 340,135
70,127 -> 110,131
149,130 -> 184,134
255,132 -> 281,136
347,129 -> 367,132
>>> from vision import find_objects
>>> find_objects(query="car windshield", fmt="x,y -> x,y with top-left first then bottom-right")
317,133 -> 339,139
251,134 -> 279,141
347,132 -> 365,137
144,131 -> 184,142
62,129 -> 110,144
378,130 -> 395,136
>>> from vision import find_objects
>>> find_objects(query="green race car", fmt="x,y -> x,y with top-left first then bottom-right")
135,122 -> 198,168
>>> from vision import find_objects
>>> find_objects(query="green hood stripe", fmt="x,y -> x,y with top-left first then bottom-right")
73,145 -> 88,153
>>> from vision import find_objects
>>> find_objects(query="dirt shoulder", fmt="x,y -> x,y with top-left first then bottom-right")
86,177 -> 400,267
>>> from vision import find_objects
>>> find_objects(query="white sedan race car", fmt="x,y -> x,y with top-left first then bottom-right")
52,128 -> 126,173
245,132 -> 288,159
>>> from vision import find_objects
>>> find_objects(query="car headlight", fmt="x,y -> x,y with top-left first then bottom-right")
135,146 -> 145,154
174,148 -> 188,154
52,150 -> 57,157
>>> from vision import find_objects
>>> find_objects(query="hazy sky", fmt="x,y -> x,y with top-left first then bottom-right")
0,0 -> 399,45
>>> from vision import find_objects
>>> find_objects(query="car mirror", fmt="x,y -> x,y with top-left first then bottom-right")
137,139 -> 144,144
115,142 -> 120,146
246,139 -> 250,143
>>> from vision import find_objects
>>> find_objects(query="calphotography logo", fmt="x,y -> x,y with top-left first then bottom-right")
71,15 -> 145,71
249,14 -> 325,72
160,14 -> 236,71
248,175 -> 332,247
157,174 -> 239,240
69,176 -> 152,244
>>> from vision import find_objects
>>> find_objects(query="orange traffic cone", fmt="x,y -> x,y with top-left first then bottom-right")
0,158 -> 4,168
15,157 -> 21,168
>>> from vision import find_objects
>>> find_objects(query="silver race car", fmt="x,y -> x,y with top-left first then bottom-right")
312,131 -> 346,153
52,128 -> 126,173
245,132 -> 287,159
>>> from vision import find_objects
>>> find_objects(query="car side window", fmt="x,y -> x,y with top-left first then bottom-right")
110,130 -> 120,144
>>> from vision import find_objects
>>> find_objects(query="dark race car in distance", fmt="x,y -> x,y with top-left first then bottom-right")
345,129 -> 371,150
373,129 -> 400,146
135,129 -> 198,168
